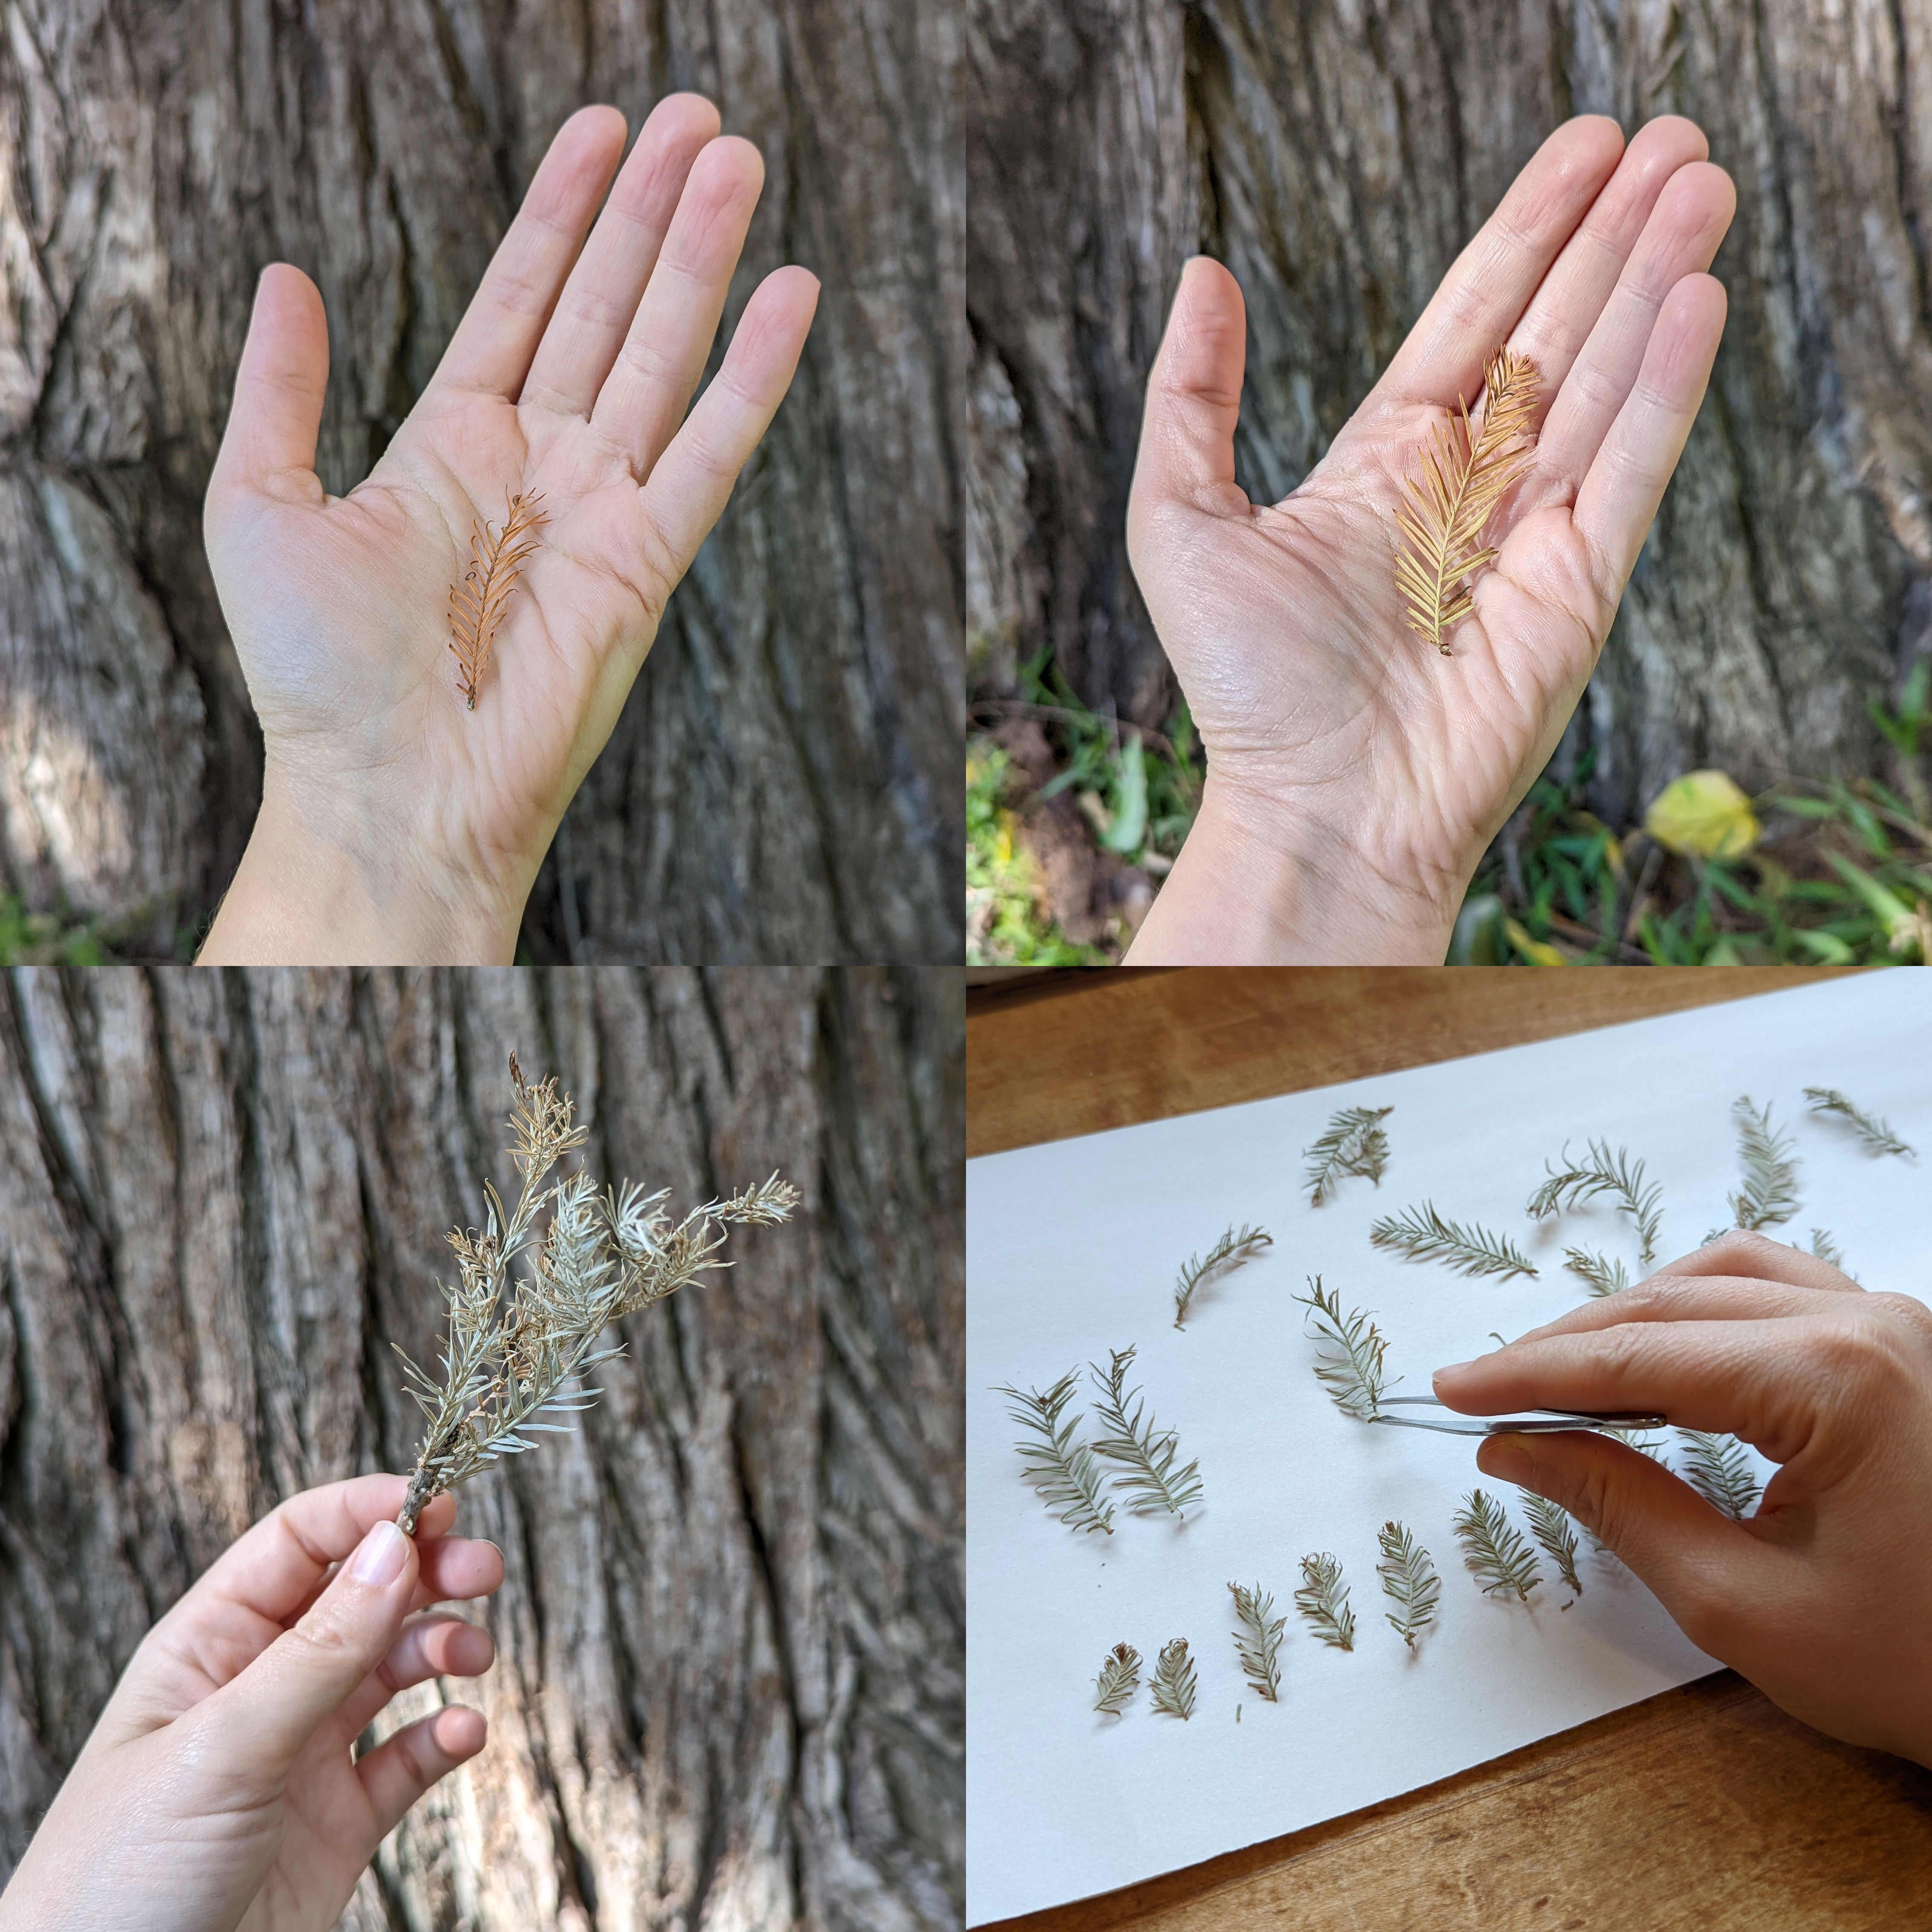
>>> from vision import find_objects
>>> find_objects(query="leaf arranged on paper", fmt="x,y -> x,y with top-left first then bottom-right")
1394,347 -> 1541,653
1295,1551 -> 1356,1651
1089,1346 -> 1204,1518
1522,1493 -> 1583,1596
1453,1489 -> 1542,1601
1174,1222 -> 1273,1329
1376,1521 -> 1440,1652
1564,1248 -> 1630,1298
1228,1581 -> 1287,1701
1527,1139 -> 1663,1262
1294,1276 -> 1398,1420
1370,1202 -> 1538,1281
1803,1087 -> 1915,1160
1729,1096 -> 1800,1230
995,1371 -> 1116,1536
1150,1637 -> 1197,1719
1676,1429 -> 1762,1521
1303,1105 -> 1394,1206
1093,1642 -> 1141,1716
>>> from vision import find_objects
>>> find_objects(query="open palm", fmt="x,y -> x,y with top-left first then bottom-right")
1125,115 -> 1736,963
201,98 -> 817,963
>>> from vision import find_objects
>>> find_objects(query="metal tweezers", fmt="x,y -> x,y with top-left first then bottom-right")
1367,1397 -> 1667,1437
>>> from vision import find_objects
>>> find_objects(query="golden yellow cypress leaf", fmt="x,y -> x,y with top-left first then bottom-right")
1393,348 -> 1541,654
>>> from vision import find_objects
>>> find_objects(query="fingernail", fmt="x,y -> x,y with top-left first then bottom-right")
1432,1362 -> 1474,1385
349,1520 -> 408,1586
1483,1434 -> 1534,1486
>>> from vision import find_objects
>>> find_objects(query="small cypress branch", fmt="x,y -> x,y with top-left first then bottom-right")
1174,1222 -> 1273,1328
1376,1521 -> 1440,1651
1676,1429 -> 1761,1521
1563,1248 -> 1630,1298
1293,1276 -> 1398,1420
1453,1489 -> 1542,1601
1370,1202 -> 1538,1281
1522,1493 -> 1583,1596
1803,1087 -> 1915,1160
1527,1139 -> 1663,1262
1303,1105 -> 1394,1205
393,1055 -> 796,1535
1228,1581 -> 1287,1701
1093,1643 -> 1141,1716
1150,1637 -> 1197,1719
994,1371 -> 1116,1536
1729,1096 -> 1800,1230
1295,1552 -> 1356,1651
1088,1346 -> 1204,1518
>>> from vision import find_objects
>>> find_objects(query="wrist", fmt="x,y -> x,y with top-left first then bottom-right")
1125,772 -> 1466,964
199,763 -> 526,964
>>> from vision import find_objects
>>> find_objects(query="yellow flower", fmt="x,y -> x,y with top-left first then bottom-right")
1643,770 -> 1761,859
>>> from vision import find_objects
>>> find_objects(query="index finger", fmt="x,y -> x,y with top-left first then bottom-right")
1373,116 -> 1625,413
1432,1314 -> 1837,1460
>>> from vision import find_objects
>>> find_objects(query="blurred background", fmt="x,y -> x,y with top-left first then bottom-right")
967,0 -> 1932,964
0,0 -> 962,964
0,965 -> 962,1928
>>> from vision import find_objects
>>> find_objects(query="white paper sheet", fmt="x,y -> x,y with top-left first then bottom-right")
966,974 -> 1932,1924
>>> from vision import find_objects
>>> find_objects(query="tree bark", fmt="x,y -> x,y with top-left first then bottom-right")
967,0 -> 1932,824
0,966 -> 963,1930
0,0 -> 963,963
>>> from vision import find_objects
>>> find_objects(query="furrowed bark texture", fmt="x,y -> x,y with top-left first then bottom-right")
967,0 -> 1932,822
0,966 -> 963,1930
0,1 -> 963,963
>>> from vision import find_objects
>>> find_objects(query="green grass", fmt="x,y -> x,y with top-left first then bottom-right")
968,653 -> 1932,966
0,894 -> 109,965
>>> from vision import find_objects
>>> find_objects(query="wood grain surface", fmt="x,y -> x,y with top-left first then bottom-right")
966,965 -> 1932,1932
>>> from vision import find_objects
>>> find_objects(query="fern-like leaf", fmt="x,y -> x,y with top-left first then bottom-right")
1093,1642 -> 1141,1716
1370,1202 -> 1538,1280
1295,1551 -> 1356,1650
1522,1492 -> 1583,1596
1729,1096 -> 1800,1230
1150,1637 -> 1197,1719
1088,1346 -> 1204,1517
1676,1429 -> 1761,1521
1803,1087 -> 1915,1160
992,1372 -> 1116,1536
1393,347 -> 1541,653
1376,1520 -> 1440,1651
1174,1222 -> 1273,1328
1453,1489 -> 1541,1601
1294,1276 -> 1398,1419
1228,1581 -> 1287,1700
1809,1228 -> 1851,1273
1527,1139 -> 1663,1262
448,489 -> 548,709
1563,1248 -> 1630,1298
1303,1105 -> 1394,1205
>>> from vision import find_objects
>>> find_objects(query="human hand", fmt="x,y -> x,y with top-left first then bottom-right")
1431,1231 -> 1932,1767
0,1475 -> 506,1932
1124,114 -> 1736,963
198,98 -> 819,963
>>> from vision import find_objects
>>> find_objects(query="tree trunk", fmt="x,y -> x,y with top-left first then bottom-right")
0,0 -> 963,964
967,0 -> 1932,825
0,966 -> 963,1931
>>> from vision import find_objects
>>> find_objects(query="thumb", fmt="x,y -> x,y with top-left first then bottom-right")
209,262 -> 328,507
201,1518 -> 419,1785
1478,1430 -> 1758,1651
1127,256 -> 1249,544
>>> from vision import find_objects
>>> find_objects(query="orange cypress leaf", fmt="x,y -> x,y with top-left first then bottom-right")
448,489 -> 548,709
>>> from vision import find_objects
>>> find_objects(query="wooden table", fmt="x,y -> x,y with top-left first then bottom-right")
967,967 -> 1932,1932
